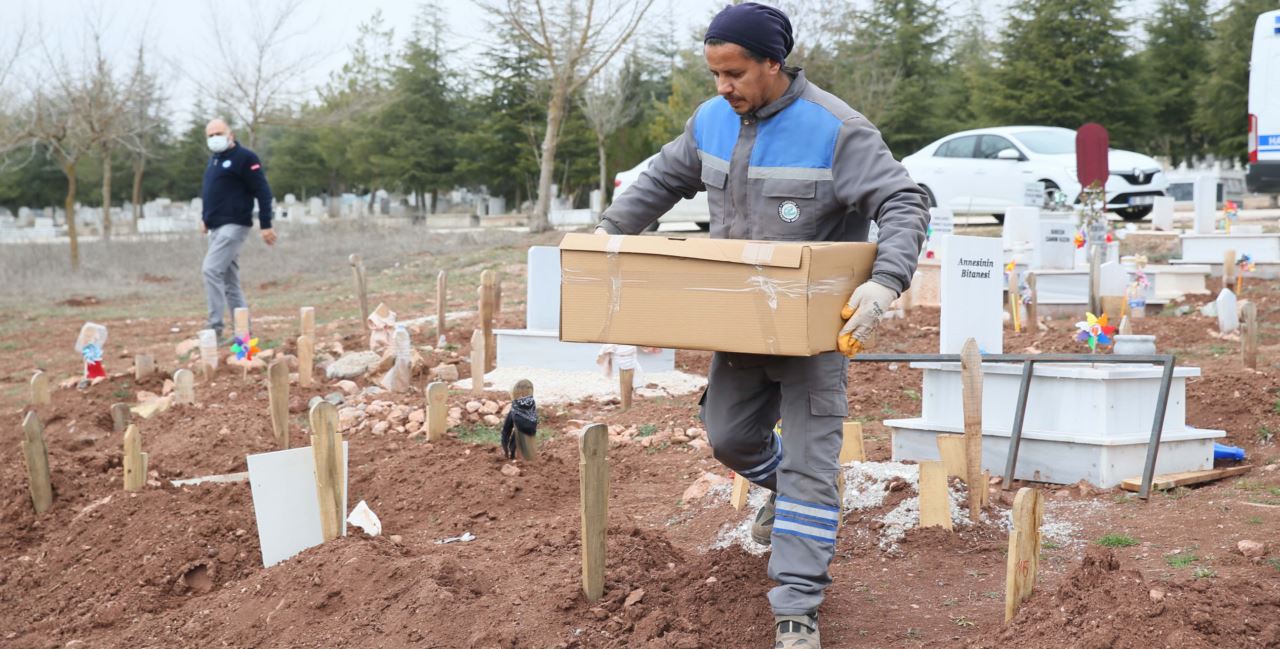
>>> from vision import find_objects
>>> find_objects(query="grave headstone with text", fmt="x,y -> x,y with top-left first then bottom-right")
940,235 -> 1004,354
927,207 -> 954,260
1193,175 -> 1216,234
1033,215 -> 1075,270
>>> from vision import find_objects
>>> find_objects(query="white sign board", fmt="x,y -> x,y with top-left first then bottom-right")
526,246 -> 561,331
1152,196 -> 1175,231
1023,182 -> 1045,207
248,443 -> 349,568
1001,206 -> 1040,251
927,207 -> 954,259
940,235 -> 1004,354
1033,216 -> 1075,270
1193,175 -> 1216,234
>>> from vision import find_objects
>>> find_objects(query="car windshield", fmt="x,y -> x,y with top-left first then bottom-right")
1012,129 -> 1076,155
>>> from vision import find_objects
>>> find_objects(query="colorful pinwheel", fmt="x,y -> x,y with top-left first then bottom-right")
1132,268 -> 1150,290
1238,253 -> 1255,274
1074,230 -> 1086,249
231,336 -> 260,361
1074,312 -> 1116,352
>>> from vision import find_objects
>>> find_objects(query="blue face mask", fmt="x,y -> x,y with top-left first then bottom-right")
207,135 -> 230,153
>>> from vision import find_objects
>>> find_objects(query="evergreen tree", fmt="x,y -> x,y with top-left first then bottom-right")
984,0 -> 1144,147
935,0 -> 994,134
1142,0 -> 1213,165
1196,0 -> 1277,160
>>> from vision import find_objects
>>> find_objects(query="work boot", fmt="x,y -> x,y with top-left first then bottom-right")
751,492 -> 777,546
774,613 -> 820,648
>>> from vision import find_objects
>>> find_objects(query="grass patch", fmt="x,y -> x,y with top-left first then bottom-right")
1042,539 -> 1062,550
1260,426 -> 1276,445
1097,533 -> 1139,548
1192,566 -> 1216,579
637,423 -> 658,437
456,424 -> 501,445
950,616 -> 976,628
1165,550 -> 1198,569
1247,515 -> 1264,525
1267,558 -> 1280,573
903,388 -> 920,402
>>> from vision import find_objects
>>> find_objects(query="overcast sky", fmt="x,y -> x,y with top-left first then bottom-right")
2,0 -> 1174,127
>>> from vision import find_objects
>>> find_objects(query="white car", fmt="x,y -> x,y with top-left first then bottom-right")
902,126 -> 1168,222
613,154 -> 710,231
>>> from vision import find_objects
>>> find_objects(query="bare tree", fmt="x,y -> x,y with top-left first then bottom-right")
0,20 -> 31,165
580,67 -> 637,208
477,0 -> 655,232
122,44 -> 167,223
25,84 -> 93,270
190,0 -> 321,148
78,30 -> 139,241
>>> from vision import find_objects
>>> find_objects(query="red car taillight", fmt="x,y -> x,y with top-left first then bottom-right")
1249,113 -> 1258,164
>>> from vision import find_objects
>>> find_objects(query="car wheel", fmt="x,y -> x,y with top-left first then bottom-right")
696,222 -> 710,232
1116,206 -> 1153,221
918,184 -> 937,208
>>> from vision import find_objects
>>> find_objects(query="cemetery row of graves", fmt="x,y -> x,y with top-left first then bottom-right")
4,208 -> 1280,647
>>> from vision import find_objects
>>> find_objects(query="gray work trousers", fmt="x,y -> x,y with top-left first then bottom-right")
701,351 -> 849,616
202,224 -> 251,335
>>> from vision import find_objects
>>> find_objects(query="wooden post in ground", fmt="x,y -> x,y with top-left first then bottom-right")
30,371 -> 50,407
111,403 -> 130,433
1026,273 -> 1039,330
173,369 -> 194,405
309,401 -> 345,542
426,381 -> 448,442
730,474 -> 750,510
619,368 -> 635,411
122,424 -> 147,492
233,307 -> 250,341
1005,487 -> 1044,622
1242,301 -> 1259,370
839,421 -> 866,464
936,434 -> 967,478
299,306 -> 315,339
435,270 -> 448,346
480,270 -> 496,372
1088,247 -> 1102,316
1007,268 -> 1021,333
579,423 -> 609,602
135,354 -> 155,381
493,276 -> 503,316
297,335 -> 314,388
960,338 -> 984,520
268,360 -> 290,449
1223,249 -> 1237,292
349,254 -> 369,329
470,330 -> 485,396
21,411 -> 52,514
918,461 -> 951,530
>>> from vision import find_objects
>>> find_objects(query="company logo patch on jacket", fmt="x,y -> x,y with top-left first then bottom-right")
250,163 -> 261,171
778,200 -> 801,222
221,160 -> 232,169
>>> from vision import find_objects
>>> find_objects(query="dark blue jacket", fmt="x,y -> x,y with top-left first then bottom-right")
201,143 -> 273,230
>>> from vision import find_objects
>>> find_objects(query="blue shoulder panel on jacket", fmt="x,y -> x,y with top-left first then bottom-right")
693,97 -> 740,162
750,99 -> 841,168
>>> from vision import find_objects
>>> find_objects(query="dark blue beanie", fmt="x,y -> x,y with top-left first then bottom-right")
703,3 -> 794,64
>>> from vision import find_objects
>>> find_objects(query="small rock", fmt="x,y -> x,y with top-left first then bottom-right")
449,407 -> 463,419
408,409 -> 425,424
326,351 -> 382,380
688,439 -> 710,452
406,421 -> 422,434
681,472 -> 730,503
483,414 -> 502,426
686,427 -> 704,439
589,607 -> 608,621
623,588 -> 645,609
480,400 -> 500,415
1238,539 -> 1266,559
465,401 -> 483,413
335,380 -> 359,395
429,364 -> 459,382
1149,588 -> 1165,603
371,421 -> 390,436
672,435 -> 691,444
705,576 -> 717,584
501,464 -> 521,477
324,392 -> 345,406
389,535 -> 403,545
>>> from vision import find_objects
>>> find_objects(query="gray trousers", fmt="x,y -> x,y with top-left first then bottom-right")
702,351 -> 849,616
202,224 -> 251,335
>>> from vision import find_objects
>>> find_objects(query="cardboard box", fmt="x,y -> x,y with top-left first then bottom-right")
559,234 -> 876,356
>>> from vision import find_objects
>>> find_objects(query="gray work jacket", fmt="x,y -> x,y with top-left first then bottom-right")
598,70 -> 929,295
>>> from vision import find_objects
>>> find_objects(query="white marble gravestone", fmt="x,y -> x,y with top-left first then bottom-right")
1152,196 -> 1175,231
1193,175 -> 1217,234
926,207 -> 954,259
1033,215 -> 1075,270
1217,289 -> 1239,333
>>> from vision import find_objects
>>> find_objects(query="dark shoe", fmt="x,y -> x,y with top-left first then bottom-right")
752,492 -> 777,546
774,613 -> 820,648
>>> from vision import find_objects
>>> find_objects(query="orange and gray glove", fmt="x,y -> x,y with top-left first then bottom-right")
837,280 -> 899,357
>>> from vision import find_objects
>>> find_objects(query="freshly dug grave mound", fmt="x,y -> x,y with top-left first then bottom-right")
967,547 -> 1280,649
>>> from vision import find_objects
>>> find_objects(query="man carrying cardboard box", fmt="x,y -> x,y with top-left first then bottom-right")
595,4 -> 928,646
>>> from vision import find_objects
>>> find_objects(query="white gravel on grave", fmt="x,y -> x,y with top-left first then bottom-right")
453,366 -> 707,405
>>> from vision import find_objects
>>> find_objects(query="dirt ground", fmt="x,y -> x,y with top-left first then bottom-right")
3,229 -> 1280,648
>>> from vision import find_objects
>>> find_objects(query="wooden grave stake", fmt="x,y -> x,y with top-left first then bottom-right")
436,270 -> 448,345
470,330 -> 486,396
299,306 -> 315,339
30,370 -> 50,407
426,381 -> 448,442
936,434 -> 967,478
839,421 -> 866,464
619,367 -> 635,411
1223,249 -> 1237,292
297,334 -> 314,388
233,307 -> 250,341
135,354 -> 155,381
918,461 -> 951,530
1242,301 -> 1259,370
512,379 -> 537,460
480,269 -> 496,372
349,254 -> 369,329
1004,487 -> 1044,622
122,424 -> 147,492
268,359 -> 290,449
960,338 -> 984,519
730,474 -> 750,510
493,276 -> 503,316
1007,268 -> 1021,333
579,423 -> 609,602
309,401 -> 345,542
22,411 -> 53,514
1026,273 -> 1039,331
111,402 -> 131,433
1088,247 -> 1102,316
173,368 -> 195,405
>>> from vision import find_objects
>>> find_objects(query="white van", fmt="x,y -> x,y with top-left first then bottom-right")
1248,9 -> 1280,193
